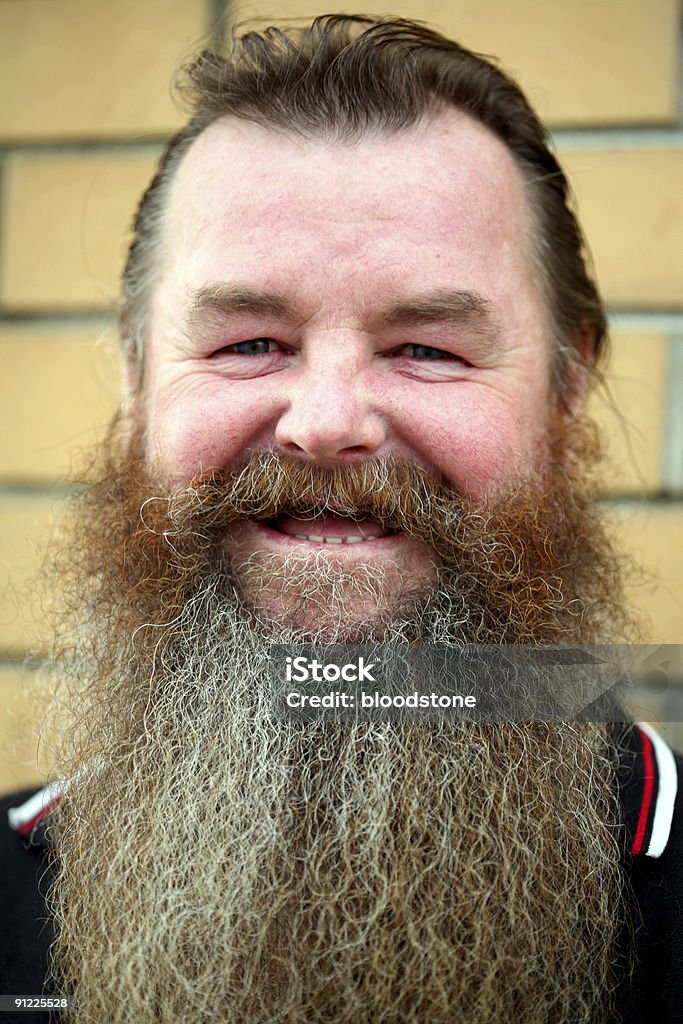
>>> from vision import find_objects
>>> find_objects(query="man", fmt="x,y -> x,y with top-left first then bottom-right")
1,14 -> 681,1023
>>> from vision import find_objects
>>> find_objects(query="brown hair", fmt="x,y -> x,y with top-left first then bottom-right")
121,14 -> 607,397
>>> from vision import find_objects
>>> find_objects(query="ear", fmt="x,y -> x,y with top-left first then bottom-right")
561,323 -> 596,418
118,328 -> 143,446
121,348 -> 140,406
118,304 -> 143,403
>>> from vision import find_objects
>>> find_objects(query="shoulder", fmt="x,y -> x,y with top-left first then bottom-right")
626,725 -> 683,929
0,784 -> 53,881
0,787 -> 55,996
616,724 -> 683,1021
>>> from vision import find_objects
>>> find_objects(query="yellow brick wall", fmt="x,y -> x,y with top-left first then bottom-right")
1,1 -> 682,793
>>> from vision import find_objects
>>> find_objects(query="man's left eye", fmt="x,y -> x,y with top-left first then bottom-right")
400,344 -> 451,360
230,338 -> 279,355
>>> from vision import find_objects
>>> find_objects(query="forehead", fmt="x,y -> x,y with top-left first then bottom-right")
158,108 -> 540,317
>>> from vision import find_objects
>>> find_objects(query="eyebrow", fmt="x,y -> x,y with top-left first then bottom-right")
374,289 -> 499,335
184,284 -> 302,336
184,283 -> 501,347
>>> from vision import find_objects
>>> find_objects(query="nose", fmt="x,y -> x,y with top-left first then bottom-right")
274,339 -> 386,461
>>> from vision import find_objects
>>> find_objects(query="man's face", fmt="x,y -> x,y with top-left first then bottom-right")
138,109 -> 554,627
47,110 -> 631,1024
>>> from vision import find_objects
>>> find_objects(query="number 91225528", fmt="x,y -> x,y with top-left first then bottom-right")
0,996 -> 69,1012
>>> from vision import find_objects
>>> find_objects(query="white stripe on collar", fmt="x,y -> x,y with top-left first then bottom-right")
7,779 -> 67,834
638,721 -> 678,858
8,729 -> 678,857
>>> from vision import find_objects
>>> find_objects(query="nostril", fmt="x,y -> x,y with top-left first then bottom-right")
339,445 -> 372,455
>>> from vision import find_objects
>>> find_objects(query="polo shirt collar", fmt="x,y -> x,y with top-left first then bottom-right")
8,722 -> 678,859
620,721 -> 678,858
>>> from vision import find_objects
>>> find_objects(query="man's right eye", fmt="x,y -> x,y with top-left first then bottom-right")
228,338 -> 279,355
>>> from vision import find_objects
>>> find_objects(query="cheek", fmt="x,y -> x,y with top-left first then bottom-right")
142,383 -> 278,487
423,418 -> 513,495
397,390 -> 549,497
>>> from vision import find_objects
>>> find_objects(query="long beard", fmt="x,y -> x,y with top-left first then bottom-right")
42,420 -> 636,1023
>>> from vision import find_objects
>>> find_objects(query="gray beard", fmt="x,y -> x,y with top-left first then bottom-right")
45,565 -> 628,1024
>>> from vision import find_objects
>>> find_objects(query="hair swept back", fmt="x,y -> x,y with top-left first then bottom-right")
120,13 -> 607,396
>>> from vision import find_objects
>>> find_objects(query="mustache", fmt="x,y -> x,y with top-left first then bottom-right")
149,450 -> 473,551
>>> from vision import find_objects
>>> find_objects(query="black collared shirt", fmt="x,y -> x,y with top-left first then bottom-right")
614,722 -> 683,1021
1,722 -> 681,1022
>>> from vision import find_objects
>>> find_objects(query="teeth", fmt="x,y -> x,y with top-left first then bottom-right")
290,533 -> 377,544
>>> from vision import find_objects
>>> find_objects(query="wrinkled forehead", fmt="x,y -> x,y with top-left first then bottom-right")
160,108 -> 539,286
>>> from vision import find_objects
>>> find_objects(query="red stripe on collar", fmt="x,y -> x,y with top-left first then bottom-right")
630,726 -> 656,855
629,722 -> 678,859
7,780 -> 66,837
8,725 -> 678,860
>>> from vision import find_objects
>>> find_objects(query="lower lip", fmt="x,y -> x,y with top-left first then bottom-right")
252,520 -> 405,551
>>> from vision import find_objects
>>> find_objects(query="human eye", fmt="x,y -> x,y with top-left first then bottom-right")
228,338 -> 281,355
399,343 -> 452,360
203,336 -> 288,378
388,340 -> 475,382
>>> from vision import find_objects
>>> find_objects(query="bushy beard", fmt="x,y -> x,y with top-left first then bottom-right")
41,419 -> 637,1023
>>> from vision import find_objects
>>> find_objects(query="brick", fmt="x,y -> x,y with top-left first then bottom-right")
0,0 -> 211,140
0,665 -> 46,794
0,497 -> 61,656
232,0 -> 679,126
1,150 -> 160,310
613,505 -> 683,643
560,150 -> 683,308
588,332 -> 667,495
0,324 -> 121,482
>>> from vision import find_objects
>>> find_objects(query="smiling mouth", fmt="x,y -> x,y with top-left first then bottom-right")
264,513 -> 396,545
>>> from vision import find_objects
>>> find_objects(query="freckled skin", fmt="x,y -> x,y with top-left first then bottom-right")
138,109 -> 555,584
